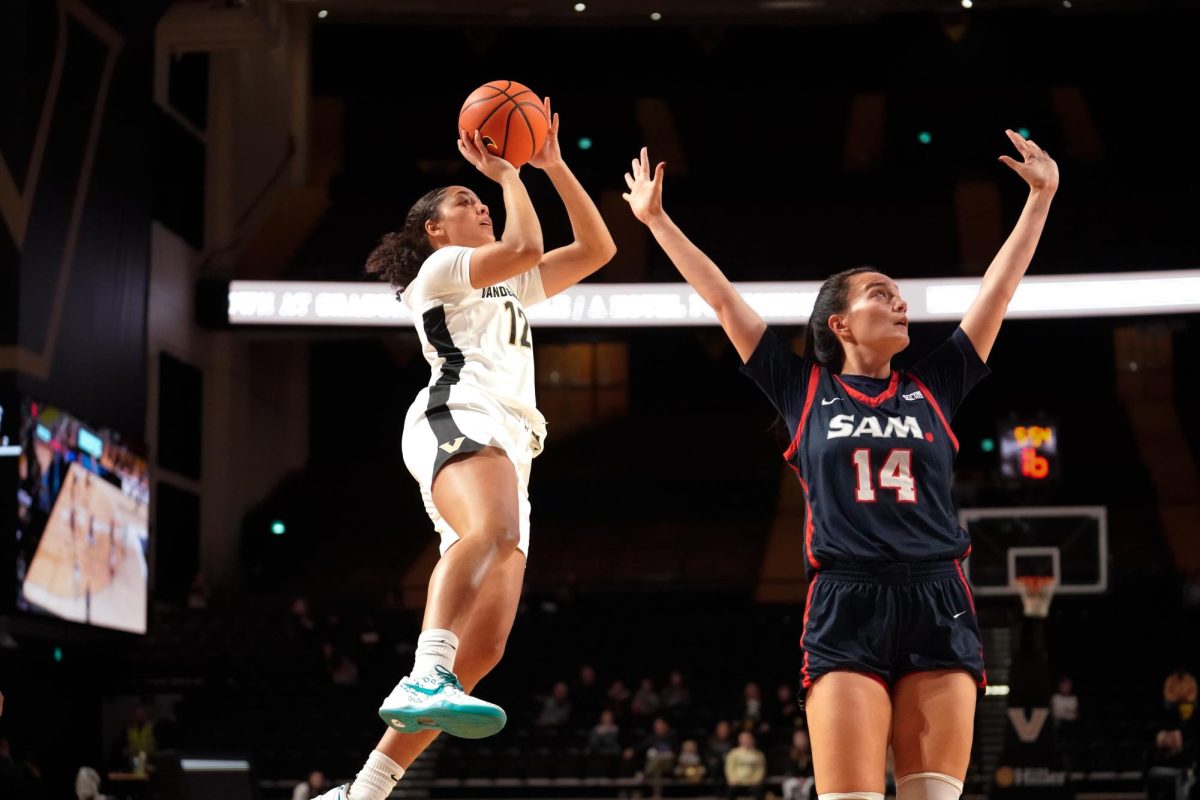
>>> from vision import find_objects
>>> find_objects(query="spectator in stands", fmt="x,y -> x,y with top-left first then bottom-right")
631,677 -> 662,721
535,681 -> 572,728
1147,728 -> 1196,800
607,679 -> 632,720
707,720 -> 736,776
661,670 -> 692,720
641,717 -> 678,800
122,705 -> 156,768
287,596 -> 316,639
739,682 -> 764,731
780,730 -> 815,800
293,770 -> 331,800
574,665 -> 605,724
771,683 -> 801,734
75,766 -> 109,800
322,641 -> 360,687
0,688 -> 4,716
1164,666 -> 1198,713
1050,676 -> 1080,740
675,739 -> 706,783
724,731 -> 766,800
588,710 -> 622,755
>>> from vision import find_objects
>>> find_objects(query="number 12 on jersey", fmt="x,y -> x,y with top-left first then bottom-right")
852,448 -> 917,503
503,301 -> 531,348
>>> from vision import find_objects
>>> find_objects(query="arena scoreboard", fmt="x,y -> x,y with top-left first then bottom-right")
999,421 -> 1059,482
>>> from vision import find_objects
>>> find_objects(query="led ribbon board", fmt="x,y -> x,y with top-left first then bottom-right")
227,270 -> 1200,327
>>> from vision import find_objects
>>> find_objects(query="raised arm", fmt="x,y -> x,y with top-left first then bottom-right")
960,129 -> 1059,361
623,147 -> 766,363
527,99 -> 617,297
456,129 -> 544,289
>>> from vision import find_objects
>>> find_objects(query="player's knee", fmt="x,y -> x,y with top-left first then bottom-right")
481,520 -> 520,554
455,517 -> 520,555
895,772 -> 963,800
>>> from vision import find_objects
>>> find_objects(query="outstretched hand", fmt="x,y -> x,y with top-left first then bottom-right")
527,97 -> 563,171
458,128 -> 519,182
999,129 -> 1058,194
622,146 -> 666,224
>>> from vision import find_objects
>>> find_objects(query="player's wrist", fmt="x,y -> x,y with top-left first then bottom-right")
494,169 -> 525,186
644,211 -> 673,232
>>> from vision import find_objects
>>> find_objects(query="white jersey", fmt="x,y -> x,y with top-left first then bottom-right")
401,245 -> 547,428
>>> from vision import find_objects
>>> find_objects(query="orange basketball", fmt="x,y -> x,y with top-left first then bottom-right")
458,80 -> 549,168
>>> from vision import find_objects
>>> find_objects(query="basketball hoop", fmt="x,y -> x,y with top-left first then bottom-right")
1015,575 -> 1056,618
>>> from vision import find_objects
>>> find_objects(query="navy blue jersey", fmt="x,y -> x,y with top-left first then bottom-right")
741,328 -> 989,571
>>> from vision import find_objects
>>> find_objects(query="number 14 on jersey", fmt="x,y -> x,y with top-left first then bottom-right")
852,448 -> 917,503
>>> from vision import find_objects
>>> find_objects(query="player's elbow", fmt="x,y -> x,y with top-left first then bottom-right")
709,288 -> 742,319
503,240 -> 544,269
596,240 -> 618,264
579,240 -> 618,271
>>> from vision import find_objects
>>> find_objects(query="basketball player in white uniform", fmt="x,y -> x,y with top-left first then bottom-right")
318,100 -> 615,800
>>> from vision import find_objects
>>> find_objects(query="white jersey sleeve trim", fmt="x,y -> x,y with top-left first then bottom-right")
514,265 -> 547,307
405,246 -> 474,308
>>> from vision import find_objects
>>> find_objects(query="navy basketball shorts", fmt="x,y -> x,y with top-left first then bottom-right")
799,561 -> 987,690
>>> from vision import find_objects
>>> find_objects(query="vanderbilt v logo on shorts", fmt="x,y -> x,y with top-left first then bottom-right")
439,436 -> 466,454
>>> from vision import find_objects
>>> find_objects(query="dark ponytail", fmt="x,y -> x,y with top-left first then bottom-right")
803,266 -> 878,373
365,186 -> 451,294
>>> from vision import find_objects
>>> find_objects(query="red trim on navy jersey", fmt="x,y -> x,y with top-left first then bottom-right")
954,560 -> 976,613
954,558 -> 987,688
834,371 -> 900,407
909,373 -> 959,452
797,477 -> 821,570
783,364 -> 823,464
799,575 -> 819,688
783,365 -> 823,571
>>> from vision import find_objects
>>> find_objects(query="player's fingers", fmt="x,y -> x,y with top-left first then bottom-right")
624,172 -> 636,190
1005,129 -> 1031,158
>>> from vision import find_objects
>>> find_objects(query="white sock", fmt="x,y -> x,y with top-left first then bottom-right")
896,772 -> 964,800
412,628 -> 458,676
348,750 -> 404,800
817,794 -> 884,800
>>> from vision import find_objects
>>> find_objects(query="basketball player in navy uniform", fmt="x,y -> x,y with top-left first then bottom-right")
624,131 -> 1058,800
316,102 -> 615,800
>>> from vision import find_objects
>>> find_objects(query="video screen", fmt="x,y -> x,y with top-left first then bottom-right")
15,400 -> 150,634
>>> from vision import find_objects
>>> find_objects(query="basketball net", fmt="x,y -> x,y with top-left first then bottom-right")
1015,575 -> 1056,619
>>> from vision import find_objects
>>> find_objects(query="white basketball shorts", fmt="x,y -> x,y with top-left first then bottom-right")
401,387 -> 544,557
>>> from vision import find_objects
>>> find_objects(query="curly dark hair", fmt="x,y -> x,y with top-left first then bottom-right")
364,186 -> 451,294
802,266 -> 880,373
